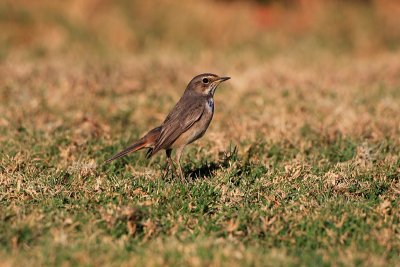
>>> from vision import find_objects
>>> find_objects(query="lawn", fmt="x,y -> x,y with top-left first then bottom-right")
0,1 -> 399,266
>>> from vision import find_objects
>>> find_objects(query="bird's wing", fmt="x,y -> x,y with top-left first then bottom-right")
150,97 -> 204,156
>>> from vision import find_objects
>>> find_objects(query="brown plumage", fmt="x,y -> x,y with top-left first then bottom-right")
104,126 -> 161,163
105,73 -> 230,180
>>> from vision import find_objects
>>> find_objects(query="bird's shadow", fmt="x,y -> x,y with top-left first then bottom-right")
185,146 -> 238,180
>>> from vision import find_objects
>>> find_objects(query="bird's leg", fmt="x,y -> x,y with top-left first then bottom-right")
177,164 -> 184,182
175,146 -> 185,182
162,149 -> 174,179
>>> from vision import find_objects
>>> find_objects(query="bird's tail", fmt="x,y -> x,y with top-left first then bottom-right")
105,126 -> 161,163
104,140 -> 147,163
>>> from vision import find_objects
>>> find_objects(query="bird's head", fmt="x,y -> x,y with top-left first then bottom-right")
186,73 -> 230,96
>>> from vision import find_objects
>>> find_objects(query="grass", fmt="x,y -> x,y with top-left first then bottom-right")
1,0 -> 400,266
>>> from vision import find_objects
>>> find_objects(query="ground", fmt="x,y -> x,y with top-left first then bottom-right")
0,1 -> 399,266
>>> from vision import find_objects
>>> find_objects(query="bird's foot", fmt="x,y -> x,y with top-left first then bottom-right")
162,158 -> 174,180
177,164 -> 186,182
161,165 -> 170,180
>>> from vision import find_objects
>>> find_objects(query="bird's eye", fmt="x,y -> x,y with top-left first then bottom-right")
202,78 -> 209,84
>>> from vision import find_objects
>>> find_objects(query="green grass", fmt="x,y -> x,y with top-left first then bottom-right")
1,128 -> 399,266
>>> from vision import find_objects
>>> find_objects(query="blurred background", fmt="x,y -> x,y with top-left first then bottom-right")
1,0 -> 399,150
1,0 -> 400,60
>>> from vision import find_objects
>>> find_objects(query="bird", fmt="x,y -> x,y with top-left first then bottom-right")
105,73 -> 230,180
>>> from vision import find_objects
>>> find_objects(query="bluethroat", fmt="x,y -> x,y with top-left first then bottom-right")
105,73 -> 231,180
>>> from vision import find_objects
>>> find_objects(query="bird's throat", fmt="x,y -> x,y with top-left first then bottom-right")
206,97 -> 214,113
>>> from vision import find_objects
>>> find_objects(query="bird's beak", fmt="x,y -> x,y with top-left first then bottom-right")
216,76 -> 231,83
